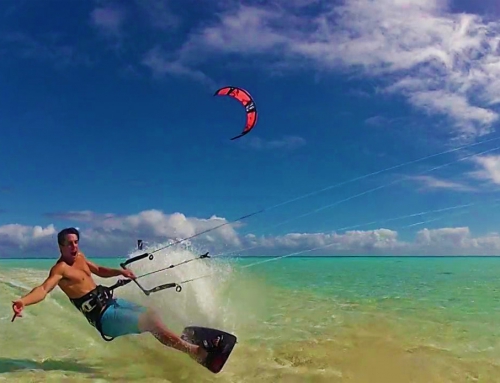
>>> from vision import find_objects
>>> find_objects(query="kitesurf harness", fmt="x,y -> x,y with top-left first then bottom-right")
69,284 -> 117,341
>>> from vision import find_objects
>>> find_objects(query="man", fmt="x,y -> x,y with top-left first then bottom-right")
11,227 -> 217,366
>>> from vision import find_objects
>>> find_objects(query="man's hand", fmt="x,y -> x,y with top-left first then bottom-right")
121,269 -> 136,280
11,299 -> 24,322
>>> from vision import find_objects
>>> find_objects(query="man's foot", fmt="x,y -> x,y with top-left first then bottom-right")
195,345 -> 208,362
192,336 -> 223,363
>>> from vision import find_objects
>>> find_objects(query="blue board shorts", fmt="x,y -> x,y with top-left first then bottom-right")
100,298 -> 148,338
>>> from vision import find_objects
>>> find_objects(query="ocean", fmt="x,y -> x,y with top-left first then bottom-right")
1,247 -> 500,382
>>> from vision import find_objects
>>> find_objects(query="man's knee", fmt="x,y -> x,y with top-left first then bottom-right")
137,308 -> 163,332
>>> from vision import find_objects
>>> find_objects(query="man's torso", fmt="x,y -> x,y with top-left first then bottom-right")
56,253 -> 98,299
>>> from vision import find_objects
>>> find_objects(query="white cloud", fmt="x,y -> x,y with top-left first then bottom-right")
2,209 -> 500,258
414,227 -> 500,254
0,224 -> 56,254
404,90 -> 498,138
245,228 -> 405,256
147,0 -> 500,140
409,175 -> 476,192
31,209 -> 242,257
468,154 -> 500,184
415,226 -> 470,247
194,6 -> 288,55
91,210 -> 241,245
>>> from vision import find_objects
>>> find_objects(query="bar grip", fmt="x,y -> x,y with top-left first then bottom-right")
120,252 -> 153,267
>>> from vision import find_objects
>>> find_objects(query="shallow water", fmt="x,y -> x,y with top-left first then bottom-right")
1,253 -> 500,382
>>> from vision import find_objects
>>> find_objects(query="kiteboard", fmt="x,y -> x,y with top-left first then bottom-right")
181,326 -> 237,374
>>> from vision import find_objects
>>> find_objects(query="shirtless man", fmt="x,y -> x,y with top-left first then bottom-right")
11,227 -> 208,363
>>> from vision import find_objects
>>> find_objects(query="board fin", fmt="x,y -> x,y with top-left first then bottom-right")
181,326 -> 237,374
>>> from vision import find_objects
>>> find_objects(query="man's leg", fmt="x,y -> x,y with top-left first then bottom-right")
137,310 -> 207,361
100,299 -> 208,362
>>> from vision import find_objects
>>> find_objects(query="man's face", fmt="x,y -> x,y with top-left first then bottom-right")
60,233 -> 79,259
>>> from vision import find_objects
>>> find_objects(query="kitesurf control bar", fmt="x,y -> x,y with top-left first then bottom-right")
120,252 -> 184,295
135,252 -> 210,280
108,278 -> 133,290
122,252 -> 153,266
104,277 -> 182,297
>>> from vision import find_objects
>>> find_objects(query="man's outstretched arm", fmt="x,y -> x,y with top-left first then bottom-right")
19,265 -> 63,306
86,258 -> 126,278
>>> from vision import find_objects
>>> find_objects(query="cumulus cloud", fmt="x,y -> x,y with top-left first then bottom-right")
247,229 -> 403,255
246,226 -> 500,256
2,209 -> 500,257
416,226 -> 470,247
3,209 -> 242,258
0,224 -> 57,256
414,227 -> 500,254
88,210 -> 241,245
144,0 -> 500,140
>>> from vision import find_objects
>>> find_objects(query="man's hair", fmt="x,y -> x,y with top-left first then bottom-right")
57,227 -> 80,246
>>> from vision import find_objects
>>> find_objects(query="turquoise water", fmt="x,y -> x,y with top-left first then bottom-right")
1,253 -> 500,382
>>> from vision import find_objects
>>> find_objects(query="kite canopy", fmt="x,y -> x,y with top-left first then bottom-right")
214,86 -> 257,140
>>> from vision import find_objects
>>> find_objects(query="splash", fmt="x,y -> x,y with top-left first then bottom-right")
118,240 -> 238,332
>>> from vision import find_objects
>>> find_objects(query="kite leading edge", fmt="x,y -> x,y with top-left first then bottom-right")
214,86 -> 257,140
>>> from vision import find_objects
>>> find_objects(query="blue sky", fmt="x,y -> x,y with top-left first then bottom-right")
2,0 -> 500,257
